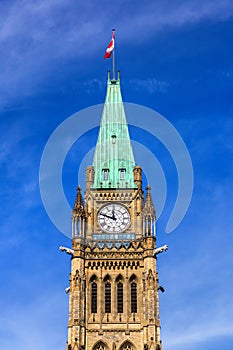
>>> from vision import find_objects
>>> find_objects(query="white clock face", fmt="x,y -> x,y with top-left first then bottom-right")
98,204 -> 130,233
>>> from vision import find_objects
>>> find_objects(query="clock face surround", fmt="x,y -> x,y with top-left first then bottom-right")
98,204 -> 130,233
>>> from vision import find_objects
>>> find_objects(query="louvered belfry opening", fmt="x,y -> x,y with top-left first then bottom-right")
91,282 -> 97,314
117,281 -> 123,313
105,282 -> 111,313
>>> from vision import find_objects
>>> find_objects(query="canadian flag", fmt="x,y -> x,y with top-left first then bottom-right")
104,31 -> 115,59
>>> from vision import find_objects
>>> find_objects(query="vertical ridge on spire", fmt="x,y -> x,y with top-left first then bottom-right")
92,72 -> 136,189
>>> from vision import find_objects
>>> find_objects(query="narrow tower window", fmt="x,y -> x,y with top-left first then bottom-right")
91,282 -> 97,313
105,282 -> 111,313
117,282 -> 123,313
131,282 -> 137,313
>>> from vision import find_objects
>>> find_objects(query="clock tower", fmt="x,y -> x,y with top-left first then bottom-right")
61,70 -> 167,350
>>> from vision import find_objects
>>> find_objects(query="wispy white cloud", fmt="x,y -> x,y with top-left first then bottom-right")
162,256 -> 233,349
0,119 -> 41,231
83,78 -> 106,94
145,0 -> 233,27
129,78 -> 169,94
165,324 -> 233,349
0,0 -> 232,110
157,174 -> 233,349
0,290 -> 67,350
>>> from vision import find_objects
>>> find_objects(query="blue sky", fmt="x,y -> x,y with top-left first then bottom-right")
0,1 -> 233,349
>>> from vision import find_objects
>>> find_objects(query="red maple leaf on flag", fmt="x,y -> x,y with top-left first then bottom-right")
104,31 -> 115,59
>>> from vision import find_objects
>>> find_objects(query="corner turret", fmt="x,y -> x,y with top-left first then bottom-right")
72,186 -> 86,238
142,185 -> 156,236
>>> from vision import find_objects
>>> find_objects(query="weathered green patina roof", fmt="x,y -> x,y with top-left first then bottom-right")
92,71 -> 136,189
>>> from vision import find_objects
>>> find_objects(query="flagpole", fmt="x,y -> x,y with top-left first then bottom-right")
112,29 -> 115,80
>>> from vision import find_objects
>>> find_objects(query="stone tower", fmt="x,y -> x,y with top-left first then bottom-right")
61,70 -> 167,350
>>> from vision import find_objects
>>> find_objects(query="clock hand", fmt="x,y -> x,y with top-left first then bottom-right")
112,209 -> 116,220
100,213 -> 117,220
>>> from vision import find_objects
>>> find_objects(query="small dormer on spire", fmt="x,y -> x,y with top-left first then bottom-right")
72,186 -> 86,239
142,186 -> 156,236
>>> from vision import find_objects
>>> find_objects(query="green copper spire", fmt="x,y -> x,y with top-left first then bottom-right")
92,71 -> 136,189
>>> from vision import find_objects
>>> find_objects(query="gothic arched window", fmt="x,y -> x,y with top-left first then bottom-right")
131,282 -> 137,313
119,341 -> 135,350
91,282 -> 97,313
93,341 -> 108,350
105,282 -> 111,313
117,282 -> 123,313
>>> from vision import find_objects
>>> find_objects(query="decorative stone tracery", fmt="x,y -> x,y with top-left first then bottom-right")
119,341 -> 135,350
93,341 -> 108,350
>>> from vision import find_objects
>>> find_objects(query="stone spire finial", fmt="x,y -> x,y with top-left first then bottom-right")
143,185 -> 156,219
142,185 -> 156,236
73,186 -> 85,217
